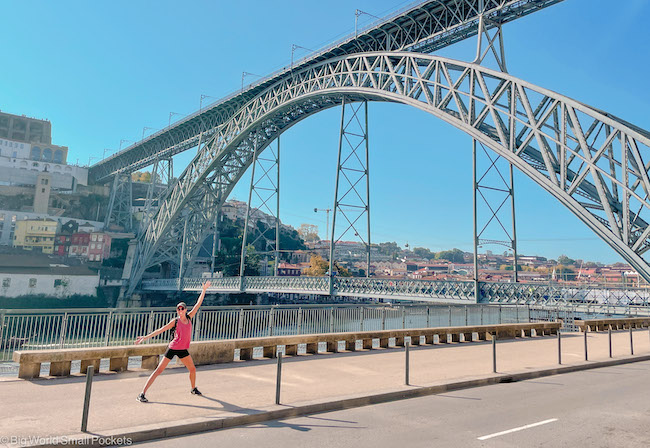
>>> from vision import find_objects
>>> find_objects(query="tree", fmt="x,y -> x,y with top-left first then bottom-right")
413,247 -> 435,260
435,248 -> 464,263
377,241 -> 402,256
297,224 -> 320,242
304,255 -> 329,276
557,255 -> 576,266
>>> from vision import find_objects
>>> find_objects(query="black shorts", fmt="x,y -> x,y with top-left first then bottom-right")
164,348 -> 190,360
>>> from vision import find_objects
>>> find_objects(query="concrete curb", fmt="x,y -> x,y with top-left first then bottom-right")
22,353 -> 650,447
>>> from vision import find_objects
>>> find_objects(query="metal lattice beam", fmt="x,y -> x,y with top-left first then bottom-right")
89,0 -> 563,183
125,52 -> 650,295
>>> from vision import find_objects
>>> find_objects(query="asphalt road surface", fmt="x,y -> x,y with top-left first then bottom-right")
138,361 -> 650,447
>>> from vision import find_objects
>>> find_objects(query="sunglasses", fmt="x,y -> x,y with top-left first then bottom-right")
177,306 -> 185,311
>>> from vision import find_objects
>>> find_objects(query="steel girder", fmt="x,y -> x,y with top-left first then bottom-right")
89,0 -> 563,183
127,52 -> 650,295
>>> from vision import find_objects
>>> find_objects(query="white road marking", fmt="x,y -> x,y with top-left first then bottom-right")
477,418 -> 558,441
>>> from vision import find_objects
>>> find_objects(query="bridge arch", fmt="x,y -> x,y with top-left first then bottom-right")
128,52 -> 650,294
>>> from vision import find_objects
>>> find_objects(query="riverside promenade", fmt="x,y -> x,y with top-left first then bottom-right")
1,330 -> 649,446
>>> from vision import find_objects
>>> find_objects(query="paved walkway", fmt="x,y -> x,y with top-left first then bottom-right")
0,330 -> 648,442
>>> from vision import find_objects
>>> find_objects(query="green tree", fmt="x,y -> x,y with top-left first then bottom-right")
557,254 -> 576,265
413,247 -> 435,259
435,248 -> 464,263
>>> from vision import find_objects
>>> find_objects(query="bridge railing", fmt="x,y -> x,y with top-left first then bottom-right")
0,303 -> 530,362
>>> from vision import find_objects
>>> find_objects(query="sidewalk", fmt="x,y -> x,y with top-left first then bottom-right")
1,330 -> 649,445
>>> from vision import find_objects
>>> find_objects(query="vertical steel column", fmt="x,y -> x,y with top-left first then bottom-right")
365,101 -> 371,278
275,137 -> 281,276
510,165 -> 519,282
472,139 -> 480,302
329,98 -> 346,294
210,204 -> 221,274
240,133 -> 259,283
330,98 -> 371,285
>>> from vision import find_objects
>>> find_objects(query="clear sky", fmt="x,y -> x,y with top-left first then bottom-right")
1,0 -> 649,264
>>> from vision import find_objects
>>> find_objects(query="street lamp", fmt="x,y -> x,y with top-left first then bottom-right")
119,139 -> 133,150
88,156 -> 98,166
142,126 -> 157,140
291,44 -> 314,68
200,94 -> 217,112
168,112 -> 183,128
355,9 -> 380,37
102,148 -> 114,160
241,71 -> 262,92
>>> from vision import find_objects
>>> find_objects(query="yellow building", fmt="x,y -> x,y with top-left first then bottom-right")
13,218 -> 58,254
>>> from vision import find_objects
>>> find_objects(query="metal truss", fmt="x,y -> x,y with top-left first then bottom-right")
104,173 -> 133,231
126,51 -> 650,295
239,136 -> 281,278
329,99 -> 371,283
89,0 -> 562,182
471,11 -> 518,282
141,157 -> 173,232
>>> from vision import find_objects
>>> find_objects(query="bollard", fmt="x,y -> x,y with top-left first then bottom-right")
405,341 -> 410,386
630,326 -> 634,355
275,352 -> 282,405
80,365 -> 94,432
557,330 -> 562,365
608,326 -> 612,358
584,329 -> 588,361
492,333 -> 497,373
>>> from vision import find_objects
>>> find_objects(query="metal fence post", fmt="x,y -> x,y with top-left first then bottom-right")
557,330 -> 562,365
630,326 -> 634,355
329,307 -> 334,333
608,326 -> 612,358
584,329 -> 588,361
237,309 -> 244,339
381,308 -> 386,330
499,305 -> 502,324
59,312 -> 69,349
104,311 -> 113,347
275,352 -> 283,405
465,306 -> 468,325
80,365 -> 94,432
193,311 -> 201,341
426,307 -> 430,328
297,308 -> 303,335
146,310 -> 155,337
402,307 -> 406,329
360,307 -> 364,332
268,306 -> 275,337
448,306 -> 452,326
405,340 -> 410,386
492,333 -> 497,373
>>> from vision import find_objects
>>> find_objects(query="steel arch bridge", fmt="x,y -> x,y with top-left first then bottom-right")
124,50 -> 650,296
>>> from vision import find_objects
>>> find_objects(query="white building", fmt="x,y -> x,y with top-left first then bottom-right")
0,136 -> 88,189
0,254 -> 99,298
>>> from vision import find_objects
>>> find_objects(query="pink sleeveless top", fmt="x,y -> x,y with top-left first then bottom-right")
169,318 -> 192,350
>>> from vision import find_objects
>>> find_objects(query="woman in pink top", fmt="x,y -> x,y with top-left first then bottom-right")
134,281 -> 211,403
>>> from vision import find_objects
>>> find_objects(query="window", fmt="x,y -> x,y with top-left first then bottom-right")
91,234 -> 97,241
28,278 -> 37,287
41,188 -> 45,193
2,278 -> 9,288
97,235 -> 103,241
54,279 -> 63,287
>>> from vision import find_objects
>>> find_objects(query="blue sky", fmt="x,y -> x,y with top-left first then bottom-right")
1,0 -> 649,263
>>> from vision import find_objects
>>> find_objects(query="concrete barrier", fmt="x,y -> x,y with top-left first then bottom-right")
12,322 -> 560,379
577,317 -> 650,332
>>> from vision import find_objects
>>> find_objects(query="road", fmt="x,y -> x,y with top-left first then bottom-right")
138,360 -> 650,447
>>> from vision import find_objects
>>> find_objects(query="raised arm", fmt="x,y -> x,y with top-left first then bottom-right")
135,318 -> 176,345
189,281 -> 211,319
